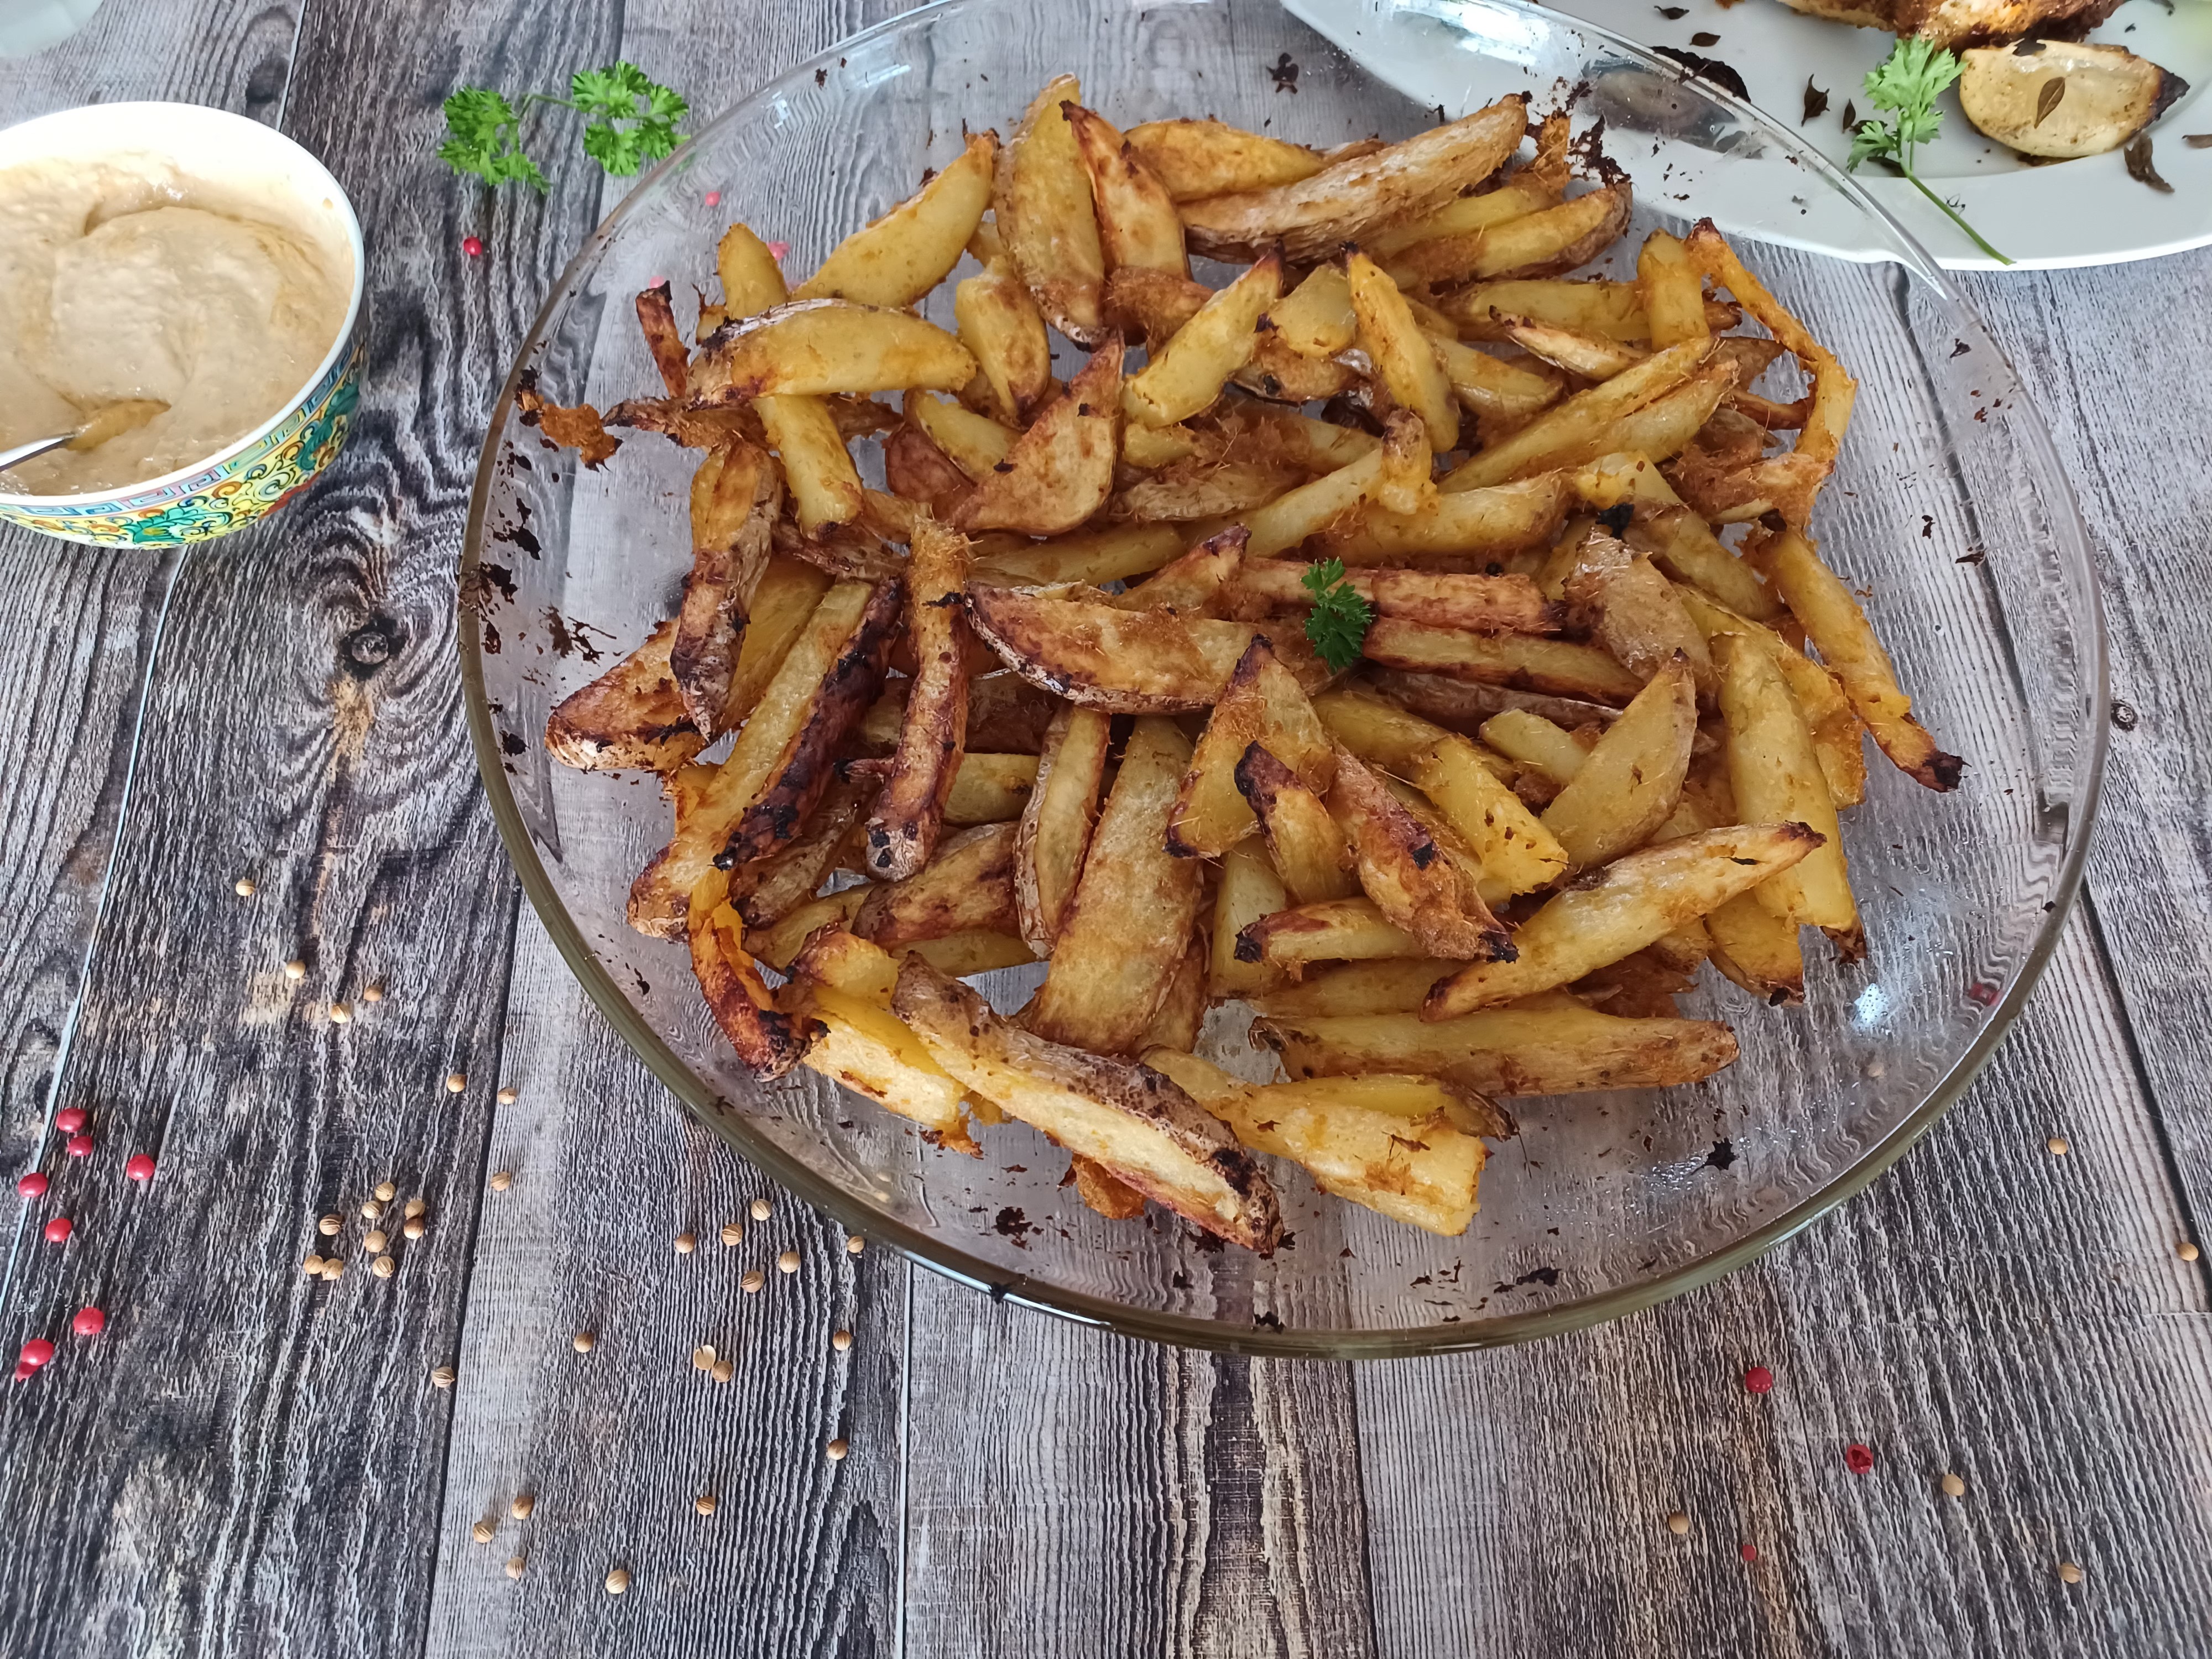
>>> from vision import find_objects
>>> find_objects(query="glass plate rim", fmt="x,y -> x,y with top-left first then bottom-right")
456,0 -> 2111,1358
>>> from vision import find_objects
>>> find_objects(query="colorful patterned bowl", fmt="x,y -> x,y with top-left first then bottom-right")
0,102 -> 363,547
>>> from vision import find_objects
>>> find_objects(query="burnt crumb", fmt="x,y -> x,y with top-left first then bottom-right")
1955,549 -> 1986,565
1410,1273 -> 1432,1286
1706,1138 -> 1737,1170
1651,48 -> 1749,101
2111,700 -> 2138,731
919,166 -> 937,185
481,623 -> 501,655
632,971 -> 650,997
1655,4 -> 1687,14
542,610 -> 612,664
1410,841 -> 1438,869
1950,338 -> 1971,357
1253,1310 -> 1283,1329
1922,515 -> 1935,538
1268,52 -> 1299,93
1802,78 -> 1829,123
500,731 -> 526,758
1595,502 -> 1634,534
815,67 -> 827,86
1171,1270 -> 1190,1289
1189,1228 -> 1225,1254
1691,29 -> 1720,44
992,1206 -> 1034,1243
1494,1265 -> 1560,1292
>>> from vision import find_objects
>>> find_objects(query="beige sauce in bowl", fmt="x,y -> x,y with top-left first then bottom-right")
0,155 -> 349,497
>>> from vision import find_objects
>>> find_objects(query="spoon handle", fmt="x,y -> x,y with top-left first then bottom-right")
0,432 -> 77,474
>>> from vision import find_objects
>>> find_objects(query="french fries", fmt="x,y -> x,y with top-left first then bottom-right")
530,74 -> 1961,1259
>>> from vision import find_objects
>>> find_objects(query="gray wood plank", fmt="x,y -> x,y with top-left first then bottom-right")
0,0 -> 299,124
1958,258 -> 2212,1251
1354,914 -> 2212,1658
0,0 -> 617,1652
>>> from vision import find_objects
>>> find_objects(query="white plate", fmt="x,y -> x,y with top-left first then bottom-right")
1287,0 -> 2212,267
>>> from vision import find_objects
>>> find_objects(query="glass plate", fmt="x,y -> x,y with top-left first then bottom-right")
460,0 -> 2105,1355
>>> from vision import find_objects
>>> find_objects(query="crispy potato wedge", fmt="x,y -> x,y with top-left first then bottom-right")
997,74 -> 1109,345
1758,526 -> 1960,792
1360,618 -> 1644,705
755,394 -> 862,534
1387,180 -> 1632,289
1104,267 -> 1355,406
1138,937 -> 1212,1054
1123,257 -> 1280,427
545,619 -> 704,774
1027,718 -> 1204,1054
1538,656 -> 1697,872
1330,744 -> 1514,959
723,555 -> 838,732
784,927 -> 977,1149
718,222 -> 791,316
693,299 -> 977,401
1478,706 -> 1588,788
894,957 -> 1280,1250
854,821 -> 1019,948
1258,994 -> 1740,1094
1677,586 -> 1866,808
908,393 -> 1015,481
1238,896 -> 1427,969
1503,316 -> 1645,381
1112,458 -> 1300,523
1237,743 -> 1357,904
1427,335 -> 1565,432
1269,262 -> 1358,358
1561,533 -> 1713,696
1441,337 -> 1715,493
1147,1048 -> 1490,1237
1704,891 -> 1805,1007
1070,1154 -> 1150,1219
881,426 -> 972,518
973,520 -> 1188,588
1315,473 -> 1569,566
1443,278 -> 1740,343
635,281 -> 690,399
686,866 -> 817,1079
1238,561 -> 1557,633
724,577 -> 904,865
731,778 -> 869,928
1243,412 -> 1431,557
863,517 -> 973,880
1714,632 -> 1861,952
673,443 -> 782,738
1571,452 -> 1781,622
795,132 -> 997,307
1108,523 -> 1246,615
1367,667 -> 1620,736
1248,957 -> 1468,1019
515,384 -> 622,467
750,888 -> 867,972
1210,839 -> 1289,999
1067,103 -> 1187,276
1423,822 -> 1823,1017
956,260 -> 1055,423
965,584 -> 1329,712
1364,177 -> 1566,260
955,337 -> 1123,534
1180,95 -> 1528,262
1016,704 -> 1113,952
1168,634 -> 1335,859
1123,118 -> 1328,201
1636,228 -> 1709,349
1347,252 -> 1458,451
908,930 -> 1038,976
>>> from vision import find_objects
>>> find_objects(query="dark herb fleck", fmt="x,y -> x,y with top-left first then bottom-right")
2126,134 -> 2173,193
1655,5 -> 1687,15
1268,52 -> 1299,93
1651,46 -> 1749,100
1691,30 -> 1720,45
1803,77 -> 1829,123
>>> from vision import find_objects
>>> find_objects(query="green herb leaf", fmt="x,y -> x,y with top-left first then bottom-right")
1301,559 -> 1373,674
1845,40 -> 2009,265
439,87 -> 547,192
572,61 -> 689,176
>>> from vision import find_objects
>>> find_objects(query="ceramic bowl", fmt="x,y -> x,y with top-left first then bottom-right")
0,101 -> 363,547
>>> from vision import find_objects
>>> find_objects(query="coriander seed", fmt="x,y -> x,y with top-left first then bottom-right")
749,1197 -> 772,1220
720,1223 -> 743,1248
283,959 -> 306,980
511,1493 -> 535,1521
303,1255 -> 327,1276
490,1171 -> 513,1192
318,1214 -> 342,1237
234,876 -> 257,897
741,1270 -> 765,1294
431,1365 -> 456,1389
364,1230 -> 388,1254
329,1002 -> 352,1024
2058,1562 -> 2083,1585
711,1358 -> 734,1384
497,1086 -> 517,1104
675,1233 -> 697,1255
846,1235 -> 865,1256
827,1438 -> 849,1462
445,1072 -> 467,1094
373,1254 -> 396,1279
362,984 -> 383,1004
374,1180 -> 396,1203
778,1250 -> 800,1274
832,1329 -> 853,1353
403,1216 -> 426,1240
695,1493 -> 717,1516
505,1556 -> 525,1580
472,1519 -> 494,1545
573,1331 -> 595,1354
604,1567 -> 630,1595
1941,1473 -> 1966,1498
404,1197 -> 427,1219
1666,1513 -> 1689,1537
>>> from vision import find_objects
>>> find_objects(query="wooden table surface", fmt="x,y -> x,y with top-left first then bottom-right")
3,2 -> 2209,1653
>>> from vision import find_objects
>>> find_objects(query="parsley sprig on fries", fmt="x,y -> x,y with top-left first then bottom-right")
1300,559 -> 1373,673
440,62 -> 689,192
1847,39 -> 2012,265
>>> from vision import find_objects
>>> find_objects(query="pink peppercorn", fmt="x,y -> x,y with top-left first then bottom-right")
43,1217 -> 71,1244
462,234 -> 484,258
126,1154 -> 155,1182
704,190 -> 722,206
1740,1543 -> 1759,1563
1743,1366 -> 1774,1395
55,1107 -> 86,1134
17,1172 -> 47,1199
66,1134 -> 92,1159
18,1339 -> 54,1370
1845,1443 -> 1876,1474
71,1308 -> 105,1338
768,241 -> 790,260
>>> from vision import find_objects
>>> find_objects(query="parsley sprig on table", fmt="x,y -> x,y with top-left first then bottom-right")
1847,39 -> 2012,266
440,62 -> 689,192
1302,559 -> 1374,674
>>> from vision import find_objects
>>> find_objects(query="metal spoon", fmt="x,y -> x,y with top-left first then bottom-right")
0,399 -> 169,475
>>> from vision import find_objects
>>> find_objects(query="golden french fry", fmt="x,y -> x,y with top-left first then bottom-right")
1027,718 -> 1204,1054
1256,994 -> 1741,1095
1237,743 -> 1357,904
893,957 -> 1281,1250
1241,415 -> 1417,557
731,779 -> 868,928
755,395 -> 862,534
973,520 -> 1192,588
1123,118 -> 1328,200
1704,892 -> 1806,1006
863,517 -> 973,881
1714,632 -> 1862,953
908,393 -> 1016,481
795,131 -> 997,306
1316,472 -> 1569,565
1441,336 -> 1715,492
1016,704 -> 1113,952
750,888 -> 867,973
1559,532 -> 1714,696
1359,618 -> 1645,705
1168,633 -> 1337,859
546,619 -> 703,774
1247,957 -> 1468,1019
1104,266 -> 1354,405
1123,255 -> 1280,427
956,259 -> 1054,422
1111,460 -> 1298,524
1347,252 -> 1458,451
1237,561 -> 1557,633
692,299 -> 977,401
997,74 -> 1108,343
1759,526 -> 1961,791
854,821 -> 1019,948
955,337 -> 1123,534
784,928 -> 977,1150
1387,180 -> 1631,289
717,223 -> 791,316
1537,656 -> 1697,871
1423,822 -> 1823,1017
686,866 -> 817,1079
1268,262 -> 1357,357
1138,937 -> 1211,1054
1636,228 -> 1709,349
1067,103 -> 1188,276
1238,896 -> 1427,969
1108,524 -> 1246,614
1479,706 -> 1590,787
1442,278 -> 1740,343
1570,452 -> 1781,622
1503,316 -> 1646,380
672,443 -> 783,738
1677,585 -> 1867,808
1363,176 -> 1565,259
1209,839 -> 1289,999
1331,745 -> 1512,959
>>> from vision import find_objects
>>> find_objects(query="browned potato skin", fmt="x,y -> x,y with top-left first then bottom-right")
673,444 -> 784,739
1016,704 -> 1113,951
864,518 -> 973,881
1123,118 -> 1328,201
953,337 -> 1124,535
731,778 -> 870,928
545,619 -> 703,774
883,425 -> 973,520
635,280 -> 691,399
1066,103 -> 1189,278
1235,743 -> 1357,906
723,576 -> 905,867
686,867 -> 818,1079
1360,619 -> 1645,705
1235,562 -> 1561,635
854,821 -> 1021,950
1328,745 -> 1514,961
1166,633 -> 1336,860
995,74 -> 1109,345
1102,268 -> 1357,405
893,958 -> 1282,1252
859,671 -> 1060,757
1179,95 -> 1529,263
1070,1154 -> 1150,1218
